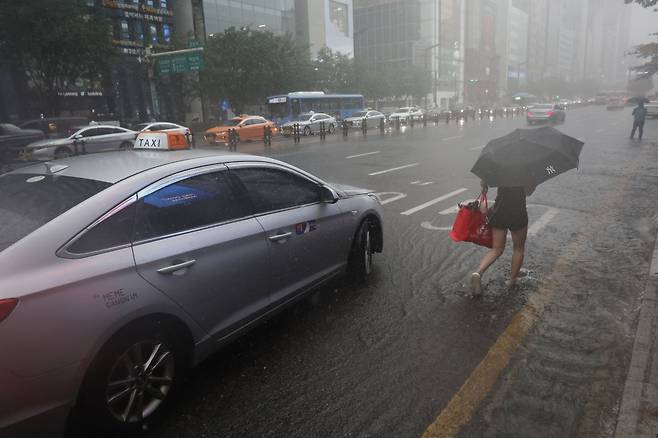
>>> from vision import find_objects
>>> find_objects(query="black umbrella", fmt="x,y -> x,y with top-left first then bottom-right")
471,126 -> 584,187
627,96 -> 650,105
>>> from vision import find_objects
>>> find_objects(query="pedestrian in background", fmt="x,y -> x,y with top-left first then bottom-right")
630,101 -> 647,141
471,180 -> 534,296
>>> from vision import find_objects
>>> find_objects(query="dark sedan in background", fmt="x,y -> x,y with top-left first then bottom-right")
0,123 -> 45,165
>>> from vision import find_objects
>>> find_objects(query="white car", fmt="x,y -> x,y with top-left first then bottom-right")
133,122 -> 192,142
22,125 -> 137,160
644,101 -> 658,119
281,112 -> 337,136
343,110 -> 386,128
387,107 -> 424,124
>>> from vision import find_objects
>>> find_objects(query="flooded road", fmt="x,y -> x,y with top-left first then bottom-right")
131,107 -> 658,438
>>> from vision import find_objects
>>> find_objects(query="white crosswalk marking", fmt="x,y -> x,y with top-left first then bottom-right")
528,207 -> 558,236
400,188 -> 468,216
346,151 -> 380,159
369,163 -> 419,176
374,192 -> 407,205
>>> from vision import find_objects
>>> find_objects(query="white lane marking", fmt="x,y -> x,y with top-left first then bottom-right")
374,192 -> 407,205
595,128 -> 606,133
443,135 -> 463,141
439,200 -> 475,215
421,221 -> 451,231
410,180 -> 421,185
400,188 -> 468,216
369,163 -> 419,176
470,145 -> 486,150
528,207 -> 558,236
346,151 -> 380,159
420,181 -> 434,186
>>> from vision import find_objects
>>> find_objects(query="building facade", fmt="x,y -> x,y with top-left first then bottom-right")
354,0 -> 464,107
201,0 -> 296,36
296,0 -> 354,57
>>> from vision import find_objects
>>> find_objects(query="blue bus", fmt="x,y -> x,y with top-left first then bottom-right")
267,92 -> 365,125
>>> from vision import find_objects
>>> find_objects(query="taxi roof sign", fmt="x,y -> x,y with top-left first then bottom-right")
134,131 -> 190,150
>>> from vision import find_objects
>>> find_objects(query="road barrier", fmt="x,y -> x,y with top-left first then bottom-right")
228,128 -> 239,151
319,121 -> 326,141
395,116 -> 401,132
342,121 -> 349,137
362,118 -> 368,136
293,123 -> 301,144
263,125 -> 272,147
379,117 -> 385,134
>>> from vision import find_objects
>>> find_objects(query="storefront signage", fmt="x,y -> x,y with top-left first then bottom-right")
101,0 -> 173,17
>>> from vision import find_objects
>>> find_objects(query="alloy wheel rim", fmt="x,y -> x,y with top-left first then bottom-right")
105,340 -> 175,423
364,229 -> 372,275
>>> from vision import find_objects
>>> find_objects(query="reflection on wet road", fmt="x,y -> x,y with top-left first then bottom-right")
137,107 -> 658,438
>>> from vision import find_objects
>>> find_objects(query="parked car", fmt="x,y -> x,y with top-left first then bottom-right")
133,122 -> 193,144
477,107 -> 495,118
0,123 -> 45,164
526,103 -> 566,125
19,117 -> 90,139
606,98 -> 626,111
205,116 -> 278,144
280,112 -> 336,136
343,110 -> 386,128
425,107 -> 452,121
387,107 -> 424,124
645,101 -> 658,119
21,125 -> 137,160
450,105 -> 476,120
0,147 -> 383,435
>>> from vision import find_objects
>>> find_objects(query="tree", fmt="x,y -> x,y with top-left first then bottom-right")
625,0 -> 658,6
200,27 -> 313,114
625,0 -> 658,79
313,47 -> 356,93
0,0 -> 115,115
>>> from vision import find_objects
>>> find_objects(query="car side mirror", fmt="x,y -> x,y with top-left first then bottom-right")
73,134 -> 83,139
319,185 -> 339,203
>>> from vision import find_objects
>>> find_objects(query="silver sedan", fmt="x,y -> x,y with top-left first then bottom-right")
0,149 -> 383,435
21,125 -> 137,160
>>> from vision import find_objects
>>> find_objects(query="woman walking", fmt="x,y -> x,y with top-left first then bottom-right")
471,180 -> 534,296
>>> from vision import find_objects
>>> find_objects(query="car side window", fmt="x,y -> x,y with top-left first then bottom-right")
80,128 -> 100,137
231,167 -> 322,214
67,202 -> 137,255
134,171 -> 249,241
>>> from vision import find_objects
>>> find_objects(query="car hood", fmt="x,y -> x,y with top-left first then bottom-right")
330,182 -> 372,197
25,137 -> 70,149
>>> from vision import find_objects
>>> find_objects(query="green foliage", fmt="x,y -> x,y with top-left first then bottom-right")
200,27 -> 313,114
313,47 -> 355,93
0,0 -> 115,114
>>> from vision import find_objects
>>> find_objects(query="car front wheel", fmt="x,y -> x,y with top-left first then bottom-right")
75,320 -> 188,433
328,123 -> 335,134
348,218 -> 375,280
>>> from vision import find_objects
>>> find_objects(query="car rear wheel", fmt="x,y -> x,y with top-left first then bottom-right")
54,147 -> 73,159
75,319 -> 188,433
348,218 -> 375,280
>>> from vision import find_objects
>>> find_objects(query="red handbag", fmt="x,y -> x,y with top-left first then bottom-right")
449,193 -> 493,248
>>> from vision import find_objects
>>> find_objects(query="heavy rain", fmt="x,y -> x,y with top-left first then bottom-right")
1,1 -> 658,438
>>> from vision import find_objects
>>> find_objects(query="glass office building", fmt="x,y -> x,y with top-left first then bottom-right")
202,0 -> 296,36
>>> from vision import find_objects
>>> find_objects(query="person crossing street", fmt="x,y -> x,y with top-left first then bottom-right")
630,101 -> 648,141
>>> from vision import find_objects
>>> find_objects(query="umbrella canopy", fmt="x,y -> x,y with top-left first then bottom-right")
627,96 -> 650,105
471,127 -> 584,187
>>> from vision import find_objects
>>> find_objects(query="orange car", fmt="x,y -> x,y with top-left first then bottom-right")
204,115 -> 278,145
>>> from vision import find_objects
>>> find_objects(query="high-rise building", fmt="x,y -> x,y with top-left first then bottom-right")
296,0 -> 354,57
354,0 -> 464,107
200,0 -> 296,36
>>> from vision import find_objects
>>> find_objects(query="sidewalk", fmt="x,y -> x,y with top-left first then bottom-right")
614,240 -> 658,437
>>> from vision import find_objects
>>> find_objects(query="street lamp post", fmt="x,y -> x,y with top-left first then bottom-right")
424,43 -> 441,107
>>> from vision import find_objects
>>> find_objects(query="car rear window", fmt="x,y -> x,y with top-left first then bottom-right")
0,173 -> 111,252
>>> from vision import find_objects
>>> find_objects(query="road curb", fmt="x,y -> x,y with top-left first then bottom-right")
614,242 -> 658,437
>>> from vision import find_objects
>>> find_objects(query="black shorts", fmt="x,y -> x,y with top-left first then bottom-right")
489,209 -> 528,232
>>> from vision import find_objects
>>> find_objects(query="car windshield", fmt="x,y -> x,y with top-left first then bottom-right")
292,114 -> 314,121
133,123 -> 150,131
395,108 -> 410,113
0,174 -> 110,253
350,111 -> 367,118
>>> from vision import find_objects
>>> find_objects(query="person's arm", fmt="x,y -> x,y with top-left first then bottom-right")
480,179 -> 488,195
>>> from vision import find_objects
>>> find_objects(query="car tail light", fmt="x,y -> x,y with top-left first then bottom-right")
527,111 -> 534,117
0,298 -> 18,323
547,111 -> 554,117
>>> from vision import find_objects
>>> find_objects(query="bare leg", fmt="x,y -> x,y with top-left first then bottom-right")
476,228 -> 507,274
509,226 -> 528,284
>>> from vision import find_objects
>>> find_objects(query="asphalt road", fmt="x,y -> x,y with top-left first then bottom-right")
132,107 -> 658,438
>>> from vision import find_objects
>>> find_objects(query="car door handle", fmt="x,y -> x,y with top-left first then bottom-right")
157,259 -> 196,275
268,232 -> 292,242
